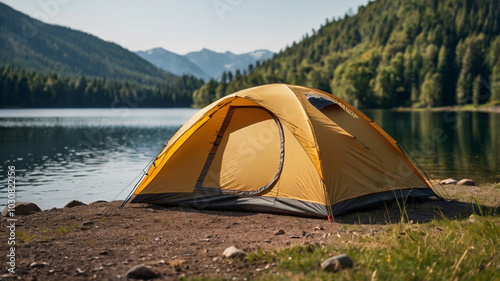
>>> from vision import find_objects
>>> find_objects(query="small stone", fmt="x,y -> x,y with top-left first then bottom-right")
75,268 -> 86,276
274,229 -> 285,235
65,200 -> 87,208
89,200 -> 108,205
440,178 -> 458,185
2,202 -> 41,216
321,254 -> 354,272
457,179 -> 476,186
313,226 -> 324,231
222,246 -> 247,258
468,214 -> 477,223
30,261 -> 48,268
147,260 -> 166,266
290,235 -> 300,239
0,274 -> 21,280
126,264 -> 159,279
82,221 -> 94,226
99,250 -> 108,255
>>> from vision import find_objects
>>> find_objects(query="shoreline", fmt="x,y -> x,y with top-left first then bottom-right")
1,183 -> 498,280
392,105 -> 500,113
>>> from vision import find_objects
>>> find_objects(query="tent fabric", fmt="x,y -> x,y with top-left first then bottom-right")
127,84 -> 437,218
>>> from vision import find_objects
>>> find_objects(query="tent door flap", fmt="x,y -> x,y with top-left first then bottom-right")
194,106 -> 284,196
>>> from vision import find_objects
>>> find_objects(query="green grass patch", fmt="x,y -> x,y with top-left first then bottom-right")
15,231 -> 37,244
247,215 -> 499,281
54,224 -> 79,236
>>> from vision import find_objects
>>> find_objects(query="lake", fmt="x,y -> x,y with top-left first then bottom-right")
0,108 -> 498,210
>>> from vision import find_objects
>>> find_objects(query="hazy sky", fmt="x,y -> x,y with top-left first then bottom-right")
1,0 -> 370,55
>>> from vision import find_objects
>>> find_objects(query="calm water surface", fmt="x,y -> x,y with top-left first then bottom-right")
0,109 -> 197,209
0,108 -> 498,209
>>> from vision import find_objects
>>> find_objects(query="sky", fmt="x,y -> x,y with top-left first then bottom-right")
1,0 -> 370,55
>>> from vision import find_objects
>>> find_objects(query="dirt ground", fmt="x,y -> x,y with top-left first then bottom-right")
0,183 -> 498,281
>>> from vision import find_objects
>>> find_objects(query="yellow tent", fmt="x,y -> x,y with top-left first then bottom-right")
125,84 -> 436,218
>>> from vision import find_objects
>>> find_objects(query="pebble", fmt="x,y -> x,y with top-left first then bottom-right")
274,229 -> 285,235
222,246 -> 247,258
30,261 -> 48,268
75,268 -> 86,276
126,264 -> 159,279
64,200 -> 87,208
457,179 -> 476,186
468,214 -> 477,223
321,254 -> 354,272
440,178 -> 457,185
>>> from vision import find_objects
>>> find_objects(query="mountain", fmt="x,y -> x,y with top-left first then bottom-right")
184,48 -> 274,79
193,0 -> 500,108
0,2 -> 174,84
0,3 -> 204,108
136,48 -> 210,81
137,47 -> 274,80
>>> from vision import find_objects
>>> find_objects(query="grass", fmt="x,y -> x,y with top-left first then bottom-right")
193,183 -> 499,281
54,223 -> 79,236
16,231 -> 37,244
244,214 -> 498,281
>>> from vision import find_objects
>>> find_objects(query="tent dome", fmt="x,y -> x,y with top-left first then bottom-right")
126,84 -> 436,218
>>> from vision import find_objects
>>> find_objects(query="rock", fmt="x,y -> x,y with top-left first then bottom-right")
440,178 -> 457,185
222,246 -> 247,259
2,202 -> 41,216
457,179 -> 476,186
65,200 -> 87,208
126,264 -> 159,280
274,229 -> 285,235
30,261 -> 48,268
0,274 -> 21,280
468,214 -> 477,223
75,268 -> 86,276
314,226 -> 324,231
321,254 -> 354,272
290,235 -> 300,239
82,221 -> 94,227
89,200 -> 108,206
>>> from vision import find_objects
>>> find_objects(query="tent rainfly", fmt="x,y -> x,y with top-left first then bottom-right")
124,84 -> 437,218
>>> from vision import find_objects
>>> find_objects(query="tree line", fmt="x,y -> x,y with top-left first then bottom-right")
0,65 -> 204,108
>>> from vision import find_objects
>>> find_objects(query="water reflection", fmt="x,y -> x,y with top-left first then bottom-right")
0,109 -> 197,209
364,110 -> 499,183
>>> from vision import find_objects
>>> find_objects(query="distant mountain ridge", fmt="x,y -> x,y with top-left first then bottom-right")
0,2 -> 174,83
136,48 -> 211,81
0,2 -> 204,108
137,47 -> 274,80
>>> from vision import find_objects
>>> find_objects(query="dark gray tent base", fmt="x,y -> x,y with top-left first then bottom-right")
130,187 -> 436,218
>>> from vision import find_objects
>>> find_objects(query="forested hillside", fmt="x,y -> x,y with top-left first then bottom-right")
0,66 -> 203,107
194,0 -> 500,108
0,3 -> 203,108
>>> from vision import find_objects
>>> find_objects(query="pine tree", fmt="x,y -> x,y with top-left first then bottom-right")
456,45 -> 474,104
